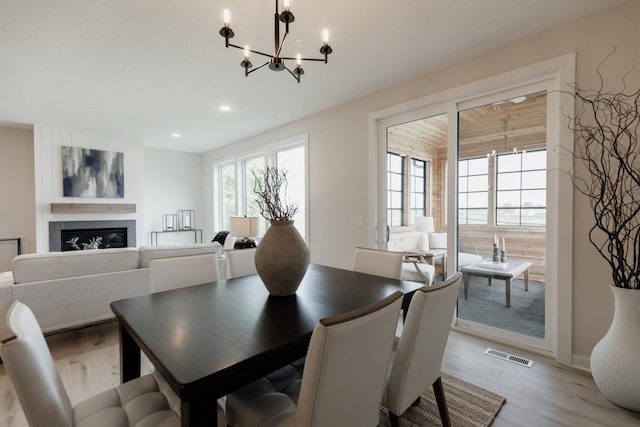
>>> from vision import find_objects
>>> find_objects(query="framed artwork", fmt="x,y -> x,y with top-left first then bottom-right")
62,146 -> 124,198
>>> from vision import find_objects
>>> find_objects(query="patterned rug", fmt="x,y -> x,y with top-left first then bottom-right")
378,373 -> 506,427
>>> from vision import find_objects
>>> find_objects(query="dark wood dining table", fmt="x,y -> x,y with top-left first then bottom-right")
110,264 -> 423,427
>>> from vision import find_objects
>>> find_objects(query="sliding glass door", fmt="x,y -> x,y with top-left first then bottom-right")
456,91 -> 547,342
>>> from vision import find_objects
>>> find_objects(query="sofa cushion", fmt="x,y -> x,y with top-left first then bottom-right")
12,248 -> 140,284
428,232 -> 447,250
138,243 -> 222,268
387,231 -> 428,253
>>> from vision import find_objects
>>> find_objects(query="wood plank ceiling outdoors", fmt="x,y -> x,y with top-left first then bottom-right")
387,91 -> 547,159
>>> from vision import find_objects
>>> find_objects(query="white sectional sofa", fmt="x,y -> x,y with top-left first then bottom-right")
0,243 -> 222,333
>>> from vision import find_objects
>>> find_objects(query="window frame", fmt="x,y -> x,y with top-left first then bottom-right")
213,134 -> 309,241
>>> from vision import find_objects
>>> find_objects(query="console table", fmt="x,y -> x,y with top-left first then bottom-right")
151,229 -> 202,245
0,237 -> 21,256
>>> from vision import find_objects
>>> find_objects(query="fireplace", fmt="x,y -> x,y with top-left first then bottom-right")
49,220 -> 136,252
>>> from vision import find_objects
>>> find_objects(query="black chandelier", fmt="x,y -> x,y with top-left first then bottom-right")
219,0 -> 333,83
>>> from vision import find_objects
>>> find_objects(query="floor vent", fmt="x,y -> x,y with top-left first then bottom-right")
484,348 -> 534,368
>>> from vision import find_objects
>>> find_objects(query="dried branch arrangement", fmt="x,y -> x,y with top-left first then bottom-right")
253,167 -> 299,221
566,48 -> 640,289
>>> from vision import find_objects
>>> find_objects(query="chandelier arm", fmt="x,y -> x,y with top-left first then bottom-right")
285,66 -> 301,83
228,43 -> 274,59
247,62 -> 271,75
280,56 -> 326,62
276,32 -> 289,57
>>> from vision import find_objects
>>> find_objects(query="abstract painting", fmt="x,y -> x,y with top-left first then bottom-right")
62,146 -> 124,198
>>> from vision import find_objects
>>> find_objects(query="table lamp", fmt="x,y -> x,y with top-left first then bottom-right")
230,216 -> 260,249
415,216 -> 435,251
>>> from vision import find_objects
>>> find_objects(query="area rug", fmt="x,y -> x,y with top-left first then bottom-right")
456,277 -> 545,338
378,373 -> 506,427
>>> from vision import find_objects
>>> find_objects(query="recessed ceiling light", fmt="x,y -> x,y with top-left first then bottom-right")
171,132 -> 181,138
218,105 -> 232,112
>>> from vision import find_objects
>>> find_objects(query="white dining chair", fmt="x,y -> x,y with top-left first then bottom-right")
150,253 -> 219,293
382,272 -> 463,427
352,246 -> 404,279
225,247 -> 258,279
0,300 -> 227,427
225,291 -> 404,427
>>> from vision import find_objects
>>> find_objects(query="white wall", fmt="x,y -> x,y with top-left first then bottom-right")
203,1 -> 640,366
0,126 -> 36,270
33,125 -> 144,251
143,147 -> 204,246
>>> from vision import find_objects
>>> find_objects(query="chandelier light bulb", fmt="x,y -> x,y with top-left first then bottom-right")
223,9 -> 230,26
284,0 -> 290,12
296,54 -> 302,66
244,45 -> 250,59
323,29 -> 329,44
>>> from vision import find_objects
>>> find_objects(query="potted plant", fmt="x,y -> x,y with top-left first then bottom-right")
252,167 -> 309,296
565,48 -> 640,410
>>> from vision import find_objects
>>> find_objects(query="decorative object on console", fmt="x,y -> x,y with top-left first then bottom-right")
162,214 -> 177,231
62,146 -> 124,198
563,48 -> 640,411
253,167 -> 309,296
492,235 -> 500,263
178,210 -> 195,230
230,216 -> 260,249
219,0 -> 332,83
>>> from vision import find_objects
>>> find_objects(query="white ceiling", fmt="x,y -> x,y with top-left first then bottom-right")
0,0 -> 628,153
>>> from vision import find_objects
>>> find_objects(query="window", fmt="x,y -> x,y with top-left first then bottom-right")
387,153 -> 430,227
219,162 -> 236,230
276,146 -> 306,239
496,149 -> 546,226
458,157 -> 489,224
214,135 -> 308,241
387,153 -> 404,226
243,156 -> 265,218
458,150 -> 546,227
409,158 -> 426,222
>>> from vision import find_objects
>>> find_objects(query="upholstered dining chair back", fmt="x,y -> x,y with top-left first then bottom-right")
225,248 -> 258,279
0,299 -> 72,426
225,291 -> 404,427
0,300 -> 184,427
352,247 -> 403,280
150,253 -> 219,293
382,271 -> 463,427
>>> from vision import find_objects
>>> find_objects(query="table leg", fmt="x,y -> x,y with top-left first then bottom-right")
119,323 -> 141,383
182,396 -> 219,427
442,253 -> 447,279
524,268 -> 530,291
464,273 -> 469,299
505,278 -> 511,308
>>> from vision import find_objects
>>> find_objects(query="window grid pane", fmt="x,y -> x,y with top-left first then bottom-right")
220,163 -> 236,230
387,153 -> 404,226
495,149 -> 546,226
458,157 -> 489,225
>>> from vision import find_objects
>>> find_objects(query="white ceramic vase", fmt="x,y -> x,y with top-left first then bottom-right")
254,220 -> 310,296
590,285 -> 640,411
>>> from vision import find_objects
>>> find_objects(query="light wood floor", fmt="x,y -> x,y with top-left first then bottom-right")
1,321 -> 639,427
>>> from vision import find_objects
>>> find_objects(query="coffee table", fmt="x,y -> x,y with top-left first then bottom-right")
460,260 -> 532,308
